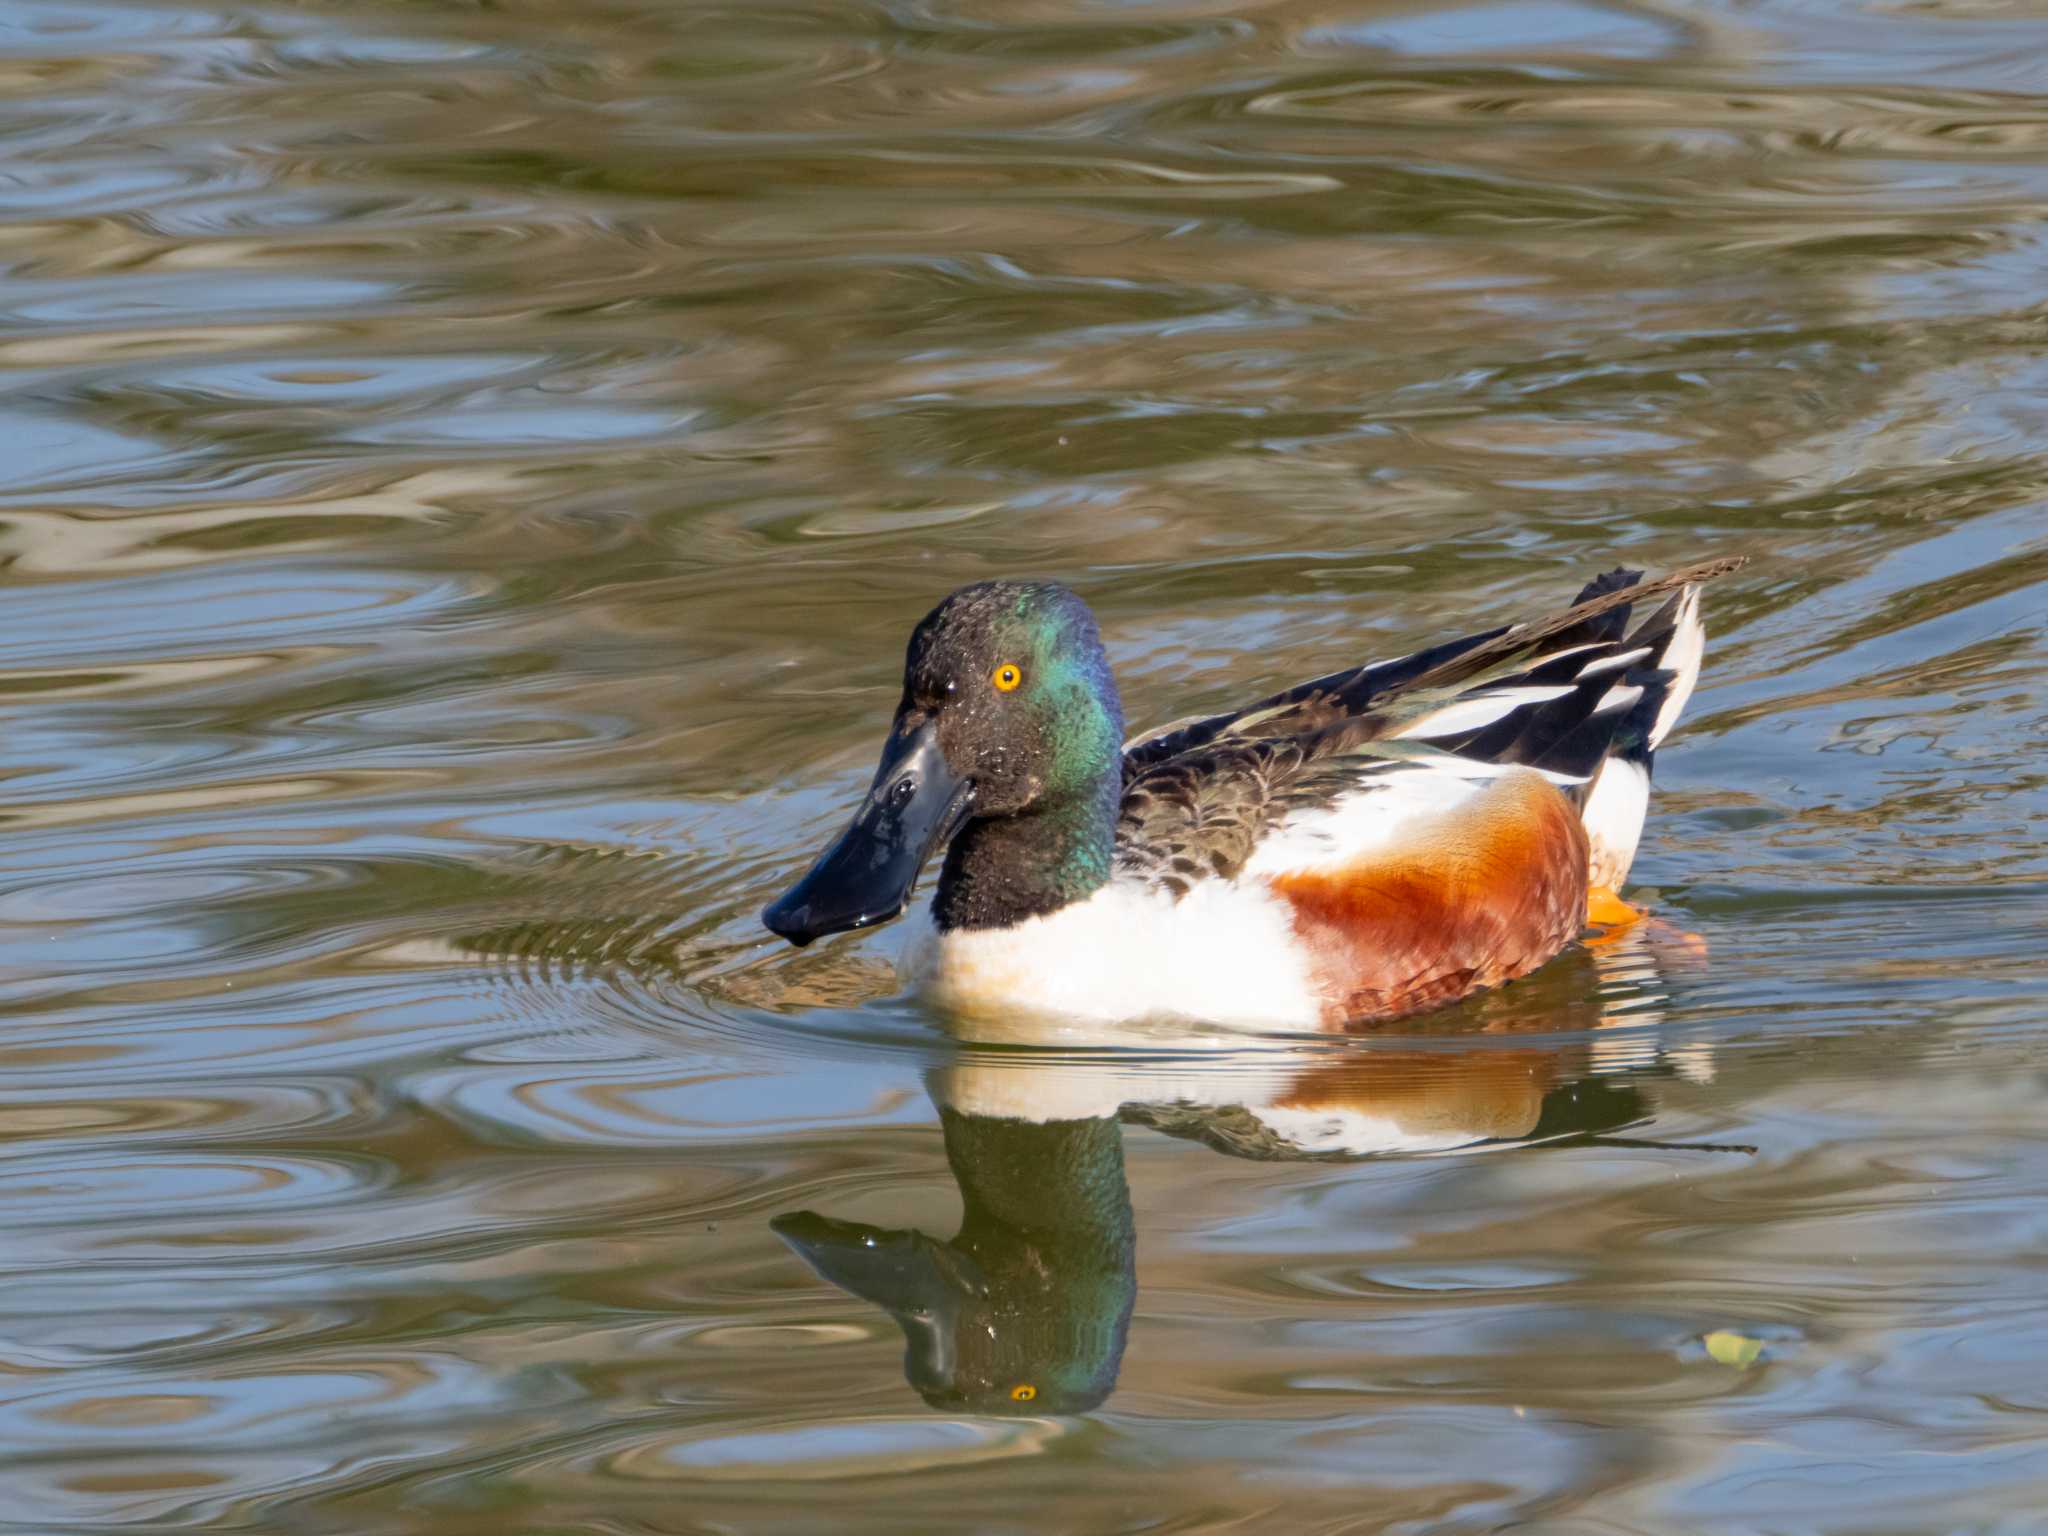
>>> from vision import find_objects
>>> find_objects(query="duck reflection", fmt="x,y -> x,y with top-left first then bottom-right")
776,1107 -> 1134,1416
777,1049 -> 1667,1417
774,942 -> 1728,1415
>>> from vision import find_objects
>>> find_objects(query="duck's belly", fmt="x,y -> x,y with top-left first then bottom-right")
908,880 -> 1326,1029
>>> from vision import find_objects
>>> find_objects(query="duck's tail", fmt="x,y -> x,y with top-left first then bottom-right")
1567,570 -> 1709,889
1389,564 -> 1720,892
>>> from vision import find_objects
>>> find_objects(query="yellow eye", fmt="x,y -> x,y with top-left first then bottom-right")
992,663 -> 1022,692
1009,1384 -> 1037,1402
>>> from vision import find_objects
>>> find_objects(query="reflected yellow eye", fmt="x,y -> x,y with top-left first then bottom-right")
1009,1384 -> 1037,1402
992,663 -> 1022,692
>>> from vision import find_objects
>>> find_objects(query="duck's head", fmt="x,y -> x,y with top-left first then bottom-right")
763,580 -> 1122,947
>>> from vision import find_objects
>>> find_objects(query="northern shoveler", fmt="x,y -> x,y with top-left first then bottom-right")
762,557 -> 1743,1028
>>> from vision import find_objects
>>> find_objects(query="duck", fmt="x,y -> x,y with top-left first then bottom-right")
762,556 -> 1744,1028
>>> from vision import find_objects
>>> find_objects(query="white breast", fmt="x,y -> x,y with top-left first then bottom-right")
904,876 -> 1324,1029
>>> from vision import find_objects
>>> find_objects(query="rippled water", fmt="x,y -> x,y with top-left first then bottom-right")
5,0 -> 2048,1527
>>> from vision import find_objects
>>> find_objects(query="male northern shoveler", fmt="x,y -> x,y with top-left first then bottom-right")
762,557 -> 1743,1028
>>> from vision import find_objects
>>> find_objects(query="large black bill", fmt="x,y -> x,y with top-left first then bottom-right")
761,716 -> 972,947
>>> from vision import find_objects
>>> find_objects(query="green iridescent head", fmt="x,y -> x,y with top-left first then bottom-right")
763,580 -> 1125,946
902,580 -> 1124,817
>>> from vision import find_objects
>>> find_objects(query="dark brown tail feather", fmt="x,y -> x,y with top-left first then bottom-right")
1395,555 -> 1746,700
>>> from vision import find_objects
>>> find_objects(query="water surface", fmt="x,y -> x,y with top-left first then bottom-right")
3,0 -> 2047,1529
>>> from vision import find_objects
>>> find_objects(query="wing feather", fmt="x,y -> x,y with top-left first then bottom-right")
1113,558 -> 1744,896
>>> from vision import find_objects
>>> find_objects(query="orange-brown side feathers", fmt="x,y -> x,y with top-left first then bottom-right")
1267,770 -> 1589,1026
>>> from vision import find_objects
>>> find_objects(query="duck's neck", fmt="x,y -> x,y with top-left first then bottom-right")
933,770 -> 1119,932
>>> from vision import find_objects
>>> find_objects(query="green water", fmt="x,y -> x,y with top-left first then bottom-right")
3,0 -> 2047,1528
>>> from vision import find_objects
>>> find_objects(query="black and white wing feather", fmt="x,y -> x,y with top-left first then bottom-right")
1113,560 -> 1738,897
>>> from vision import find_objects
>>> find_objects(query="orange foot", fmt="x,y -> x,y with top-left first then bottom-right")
1585,885 -> 1646,931
1584,886 -> 1710,961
